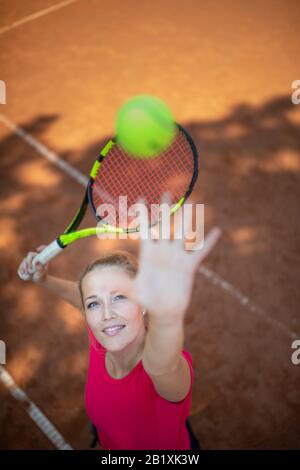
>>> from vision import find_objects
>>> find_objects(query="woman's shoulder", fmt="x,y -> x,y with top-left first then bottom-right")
182,349 -> 193,362
182,348 -> 193,366
181,349 -> 194,384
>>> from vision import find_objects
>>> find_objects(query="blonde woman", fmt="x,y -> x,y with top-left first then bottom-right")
18,208 -> 220,450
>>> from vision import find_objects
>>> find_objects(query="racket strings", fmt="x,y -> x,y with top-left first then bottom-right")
91,130 -> 195,228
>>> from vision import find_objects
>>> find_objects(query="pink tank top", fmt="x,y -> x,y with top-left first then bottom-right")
85,328 -> 194,450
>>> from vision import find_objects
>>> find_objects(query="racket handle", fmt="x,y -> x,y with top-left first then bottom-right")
32,239 -> 65,270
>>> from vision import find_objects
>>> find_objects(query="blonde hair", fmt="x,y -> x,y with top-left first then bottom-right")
79,250 -> 148,330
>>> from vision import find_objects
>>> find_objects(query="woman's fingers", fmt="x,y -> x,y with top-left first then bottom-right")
137,197 -> 149,240
174,203 -> 197,247
18,266 -> 31,281
194,227 -> 222,265
19,260 -> 27,275
149,223 -> 160,241
173,205 -> 185,243
18,255 -> 34,280
27,252 -> 38,274
18,247 -> 48,282
22,254 -> 35,274
135,198 -> 155,258
158,192 -> 172,242
160,191 -> 172,206
137,192 -> 176,244
34,261 -> 46,272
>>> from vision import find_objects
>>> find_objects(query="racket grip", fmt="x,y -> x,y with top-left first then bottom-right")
32,239 -> 65,269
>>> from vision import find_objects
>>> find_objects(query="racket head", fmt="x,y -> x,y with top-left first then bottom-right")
88,124 -> 199,232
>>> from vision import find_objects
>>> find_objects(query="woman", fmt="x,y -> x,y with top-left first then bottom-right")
18,207 -> 220,450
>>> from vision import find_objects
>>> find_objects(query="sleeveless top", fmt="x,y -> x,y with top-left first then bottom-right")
85,328 -> 194,450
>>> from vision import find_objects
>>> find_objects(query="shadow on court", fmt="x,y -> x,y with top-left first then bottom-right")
0,94 -> 299,449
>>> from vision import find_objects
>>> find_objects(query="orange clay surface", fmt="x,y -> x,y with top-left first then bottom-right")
0,0 -> 299,449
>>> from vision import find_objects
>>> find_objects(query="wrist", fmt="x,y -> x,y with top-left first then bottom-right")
33,273 -> 48,285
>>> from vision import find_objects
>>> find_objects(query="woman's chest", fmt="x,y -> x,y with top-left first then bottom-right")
85,369 -> 156,429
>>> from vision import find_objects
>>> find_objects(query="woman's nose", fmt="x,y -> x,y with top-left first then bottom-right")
102,303 -> 116,320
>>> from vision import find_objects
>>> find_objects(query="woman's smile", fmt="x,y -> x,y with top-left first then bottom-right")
102,325 -> 126,336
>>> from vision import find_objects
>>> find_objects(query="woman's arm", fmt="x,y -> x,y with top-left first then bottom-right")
143,315 -> 185,376
37,275 -> 81,311
142,314 -> 191,403
120,197 -> 221,402
18,246 -> 82,311
139,221 -> 220,401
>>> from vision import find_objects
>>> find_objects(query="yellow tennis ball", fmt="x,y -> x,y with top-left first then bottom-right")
116,95 -> 176,158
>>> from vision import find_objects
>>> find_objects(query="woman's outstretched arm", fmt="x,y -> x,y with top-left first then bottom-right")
120,196 -> 221,401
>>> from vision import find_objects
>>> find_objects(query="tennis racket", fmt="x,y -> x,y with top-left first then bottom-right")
27,124 -> 199,273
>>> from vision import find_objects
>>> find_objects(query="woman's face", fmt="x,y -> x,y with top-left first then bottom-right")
81,266 -> 145,351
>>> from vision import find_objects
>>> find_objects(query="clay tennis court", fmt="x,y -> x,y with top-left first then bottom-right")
0,0 -> 299,450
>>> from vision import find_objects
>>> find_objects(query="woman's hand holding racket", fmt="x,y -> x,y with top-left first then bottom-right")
18,245 -> 49,283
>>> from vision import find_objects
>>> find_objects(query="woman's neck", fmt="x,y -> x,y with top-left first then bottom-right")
106,327 -> 146,378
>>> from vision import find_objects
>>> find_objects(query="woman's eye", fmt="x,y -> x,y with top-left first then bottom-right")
87,301 -> 98,309
113,294 -> 126,301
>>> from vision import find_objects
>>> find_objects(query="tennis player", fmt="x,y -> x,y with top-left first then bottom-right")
18,204 -> 220,450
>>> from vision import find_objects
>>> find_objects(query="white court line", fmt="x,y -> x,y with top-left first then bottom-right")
0,365 -> 73,450
0,0 -> 81,36
198,266 -> 298,340
1,113 -> 298,341
0,114 -> 124,205
0,114 -> 88,186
